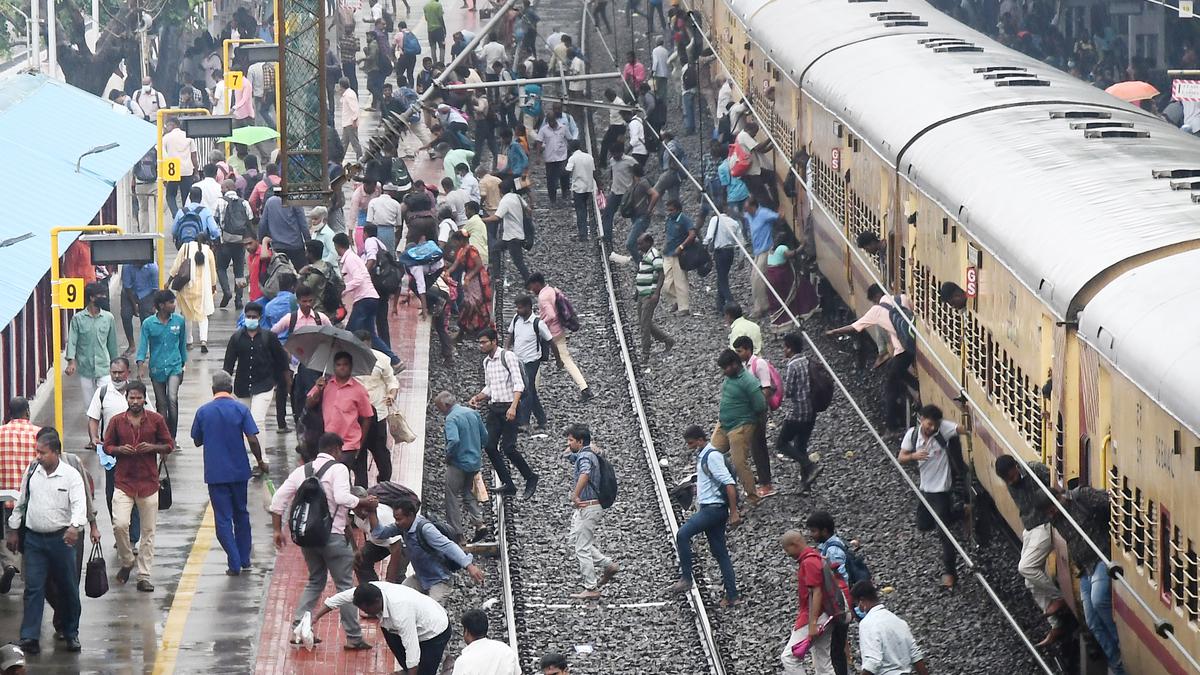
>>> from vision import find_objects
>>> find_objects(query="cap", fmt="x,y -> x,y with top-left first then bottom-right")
0,643 -> 25,670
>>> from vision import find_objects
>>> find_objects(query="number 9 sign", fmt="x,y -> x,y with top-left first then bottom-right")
57,278 -> 85,309
159,158 -> 181,182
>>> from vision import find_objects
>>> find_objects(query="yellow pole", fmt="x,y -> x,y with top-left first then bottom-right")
51,225 -> 121,433
274,0 -> 283,161
222,38 -> 265,157
156,107 -> 211,288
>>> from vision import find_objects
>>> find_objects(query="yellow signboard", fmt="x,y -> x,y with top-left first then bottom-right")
159,158 -> 182,182
225,70 -> 244,91
56,278 -> 85,309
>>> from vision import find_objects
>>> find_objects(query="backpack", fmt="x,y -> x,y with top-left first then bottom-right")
554,289 -> 580,332
220,195 -> 251,239
305,264 -> 343,315
261,253 -> 297,300
885,295 -> 917,354
728,142 -> 751,177
288,461 -> 338,547
134,148 -> 157,183
582,449 -> 618,509
819,555 -> 851,625
397,240 -> 443,267
808,357 -> 834,414
402,31 -> 421,55
511,315 -> 550,362
750,355 -> 784,410
521,198 -> 535,251
415,517 -> 464,570
822,538 -> 872,587
700,447 -> 738,505
370,248 -> 404,295
173,207 -> 206,248
242,172 -> 264,203
286,308 -> 325,338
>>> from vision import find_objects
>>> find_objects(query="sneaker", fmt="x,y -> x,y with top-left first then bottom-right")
200,342 -> 209,354
0,565 -> 16,593
136,579 -> 155,593
65,637 -> 82,652
523,476 -> 539,499
579,387 -> 595,402
668,580 -> 694,595
598,563 -> 620,586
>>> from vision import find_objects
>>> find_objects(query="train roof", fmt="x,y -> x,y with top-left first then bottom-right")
728,0 -> 1200,319
1078,249 -> 1200,439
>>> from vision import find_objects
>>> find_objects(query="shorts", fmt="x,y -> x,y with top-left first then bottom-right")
429,27 -> 446,44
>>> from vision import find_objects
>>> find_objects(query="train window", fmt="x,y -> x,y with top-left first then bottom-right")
1187,541 -> 1199,623
1168,522 -> 1183,608
1133,488 -> 1146,568
1055,414 -> 1066,483
1147,499 -> 1158,582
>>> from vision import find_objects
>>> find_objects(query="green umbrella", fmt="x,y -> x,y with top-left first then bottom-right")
220,125 -> 280,146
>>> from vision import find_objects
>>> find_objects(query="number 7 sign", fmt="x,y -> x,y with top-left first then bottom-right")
225,71 -> 244,91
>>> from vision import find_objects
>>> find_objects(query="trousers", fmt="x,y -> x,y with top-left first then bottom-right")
777,418 -> 816,466
209,482 -> 252,572
1080,563 -> 1126,674
239,390 -> 275,435
661,256 -> 690,312
444,465 -> 484,536
676,504 -> 737,600
712,423 -> 759,504
215,243 -> 246,303
600,191 -> 622,244
297,536 -> 361,640
572,191 -> 591,239
917,490 -> 959,576
624,214 -> 650,259
104,468 -> 140,545
501,240 -> 531,282
382,625 -> 452,675
781,625 -> 833,674
570,504 -> 611,589
517,360 -> 545,427
113,489 -> 159,581
1019,523 -> 1063,627
352,418 -> 392,487
751,251 -> 771,316
553,334 -> 588,390
347,297 -> 400,363
637,294 -> 673,356
121,290 -> 155,348
342,124 -> 363,159
544,160 -> 569,202
484,402 -> 536,487
713,247 -> 735,313
751,412 -> 773,486
19,531 -> 80,642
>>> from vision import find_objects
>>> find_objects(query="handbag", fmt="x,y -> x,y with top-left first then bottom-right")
679,240 -> 713,276
157,458 -> 172,510
84,543 -> 109,598
14,462 -> 36,553
168,256 -> 193,292
387,407 -> 416,444
595,188 -> 607,211
790,614 -> 834,658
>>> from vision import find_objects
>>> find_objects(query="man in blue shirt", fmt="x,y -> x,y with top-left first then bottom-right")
369,492 -> 484,602
743,197 -> 779,318
434,391 -> 488,543
136,290 -> 187,437
661,199 -> 697,316
261,187 -> 311,267
191,371 -> 267,575
564,424 -> 618,600
120,262 -> 159,355
499,127 -> 528,178
671,425 -> 739,606
172,186 -> 220,242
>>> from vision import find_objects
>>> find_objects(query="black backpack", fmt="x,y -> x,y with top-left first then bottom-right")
370,246 -> 403,294
511,315 -> 550,362
416,517 -> 464,570
700,447 -> 738,505
807,357 -> 835,413
134,148 -> 157,183
885,295 -> 917,354
582,449 -> 618,509
822,538 -> 872,587
221,195 -> 251,238
288,461 -> 338,547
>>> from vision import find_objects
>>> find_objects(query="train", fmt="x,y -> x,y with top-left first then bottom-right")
682,0 -> 1200,672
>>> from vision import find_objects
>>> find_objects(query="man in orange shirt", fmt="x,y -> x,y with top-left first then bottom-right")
305,352 -> 375,483
0,397 -> 40,592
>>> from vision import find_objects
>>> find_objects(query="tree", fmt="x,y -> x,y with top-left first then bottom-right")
54,0 -> 140,95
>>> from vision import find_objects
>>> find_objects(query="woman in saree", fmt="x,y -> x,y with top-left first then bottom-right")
445,230 -> 493,338
765,220 -> 819,327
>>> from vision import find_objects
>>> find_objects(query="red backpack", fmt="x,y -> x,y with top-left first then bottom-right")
728,142 -> 751,177
751,355 -> 784,410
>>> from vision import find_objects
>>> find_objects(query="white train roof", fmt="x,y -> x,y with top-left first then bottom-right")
728,0 -> 1200,318
1078,249 -> 1200,438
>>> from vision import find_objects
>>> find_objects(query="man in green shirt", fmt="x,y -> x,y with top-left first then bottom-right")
713,348 -> 766,509
424,0 -> 446,64
136,290 -> 188,437
634,233 -> 674,362
66,282 -> 120,404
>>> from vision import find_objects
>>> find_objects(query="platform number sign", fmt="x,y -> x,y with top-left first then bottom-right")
57,278 -> 85,309
831,148 -> 840,171
225,71 -> 244,91
965,266 -> 978,299
159,158 -> 182,182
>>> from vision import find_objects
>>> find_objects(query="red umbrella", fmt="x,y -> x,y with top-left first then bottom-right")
1105,80 -> 1159,103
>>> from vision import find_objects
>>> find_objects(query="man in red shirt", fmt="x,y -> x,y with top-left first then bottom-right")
241,234 -> 273,303
305,352 -> 375,485
0,397 -> 40,592
103,381 -> 174,592
781,529 -> 848,674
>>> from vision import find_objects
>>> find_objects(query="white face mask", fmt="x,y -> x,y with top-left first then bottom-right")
142,85 -> 152,93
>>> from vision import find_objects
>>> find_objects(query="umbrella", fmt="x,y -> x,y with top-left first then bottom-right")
1105,80 -> 1159,103
219,125 -> 280,146
285,324 -> 377,376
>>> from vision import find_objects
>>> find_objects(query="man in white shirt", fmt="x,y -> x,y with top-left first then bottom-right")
193,163 -> 224,212
6,432 -> 89,653
313,581 -> 452,674
565,141 -> 596,240
456,164 -> 481,204
850,581 -> 930,675
622,110 -> 648,168
161,118 -> 199,216
704,206 -> 743,314
439,177 -> 471,224
898,404 -> 964,589
350,487 -> 405,583
568,50 -> 587,99
132,77 -> 166,121
650,37 -> 671,103
482,178 -> 531,281
338,77 -> 363,159
507,294 -> 556,431
366,185 -> 403,251
474,37 -> 508,73
452,609 -> 520,675
535,114 -> 572,204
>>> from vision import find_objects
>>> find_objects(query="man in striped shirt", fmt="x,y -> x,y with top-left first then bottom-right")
634,234 -> 675,363
468,328 -> 538,498
779,332 -> 821,489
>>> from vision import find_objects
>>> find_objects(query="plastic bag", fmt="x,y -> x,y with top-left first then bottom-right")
790,614 -> 833,659
293,611 -> 316,651
387,408 -> 416,444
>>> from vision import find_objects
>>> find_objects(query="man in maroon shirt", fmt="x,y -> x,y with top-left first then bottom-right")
305,352 -> 374,485
102,381 -> 174,592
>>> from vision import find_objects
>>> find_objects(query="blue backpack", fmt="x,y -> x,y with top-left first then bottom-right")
402,31 -> 421,56
398,240 -> 443,267
173,207 -> 206,248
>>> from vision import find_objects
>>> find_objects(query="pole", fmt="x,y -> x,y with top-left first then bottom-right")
90,0 -> 97,28
439,71 -> 623,91
30,0 -> 39,73
47,0 -> 56,78
51,225 -> 121,433
155,107 -> 211,287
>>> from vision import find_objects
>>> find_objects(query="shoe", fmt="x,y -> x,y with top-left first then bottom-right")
668,580 -> 693,595
136,579 -> 155,592
234,299 -> 244,310
756,485 -> 778,499
518,423 -> 532,434
570,589 -> 601,599
116,566 -> 132,585
200,342 -> 209,354
470,527 -> 491,543
941,573 -> 957,590
1035,626 -> 1067,648
1042,597 -> 1067,618
523,476 -> 539,499
0,565 -> 16,593
18,639 -> 39,655
220,294 -> 231,308
54,630 -> 66,641
664,339 -> 676,353
801,464 -> 823,491
277,424 -> 291,432
579,388 -> 595,402
498,483 -> 518,496
719,597 -> 742,608
290,636 -> 322,646
225,569 -> 241,576
598,563 -> 620,586
343,639 -> 373,650
675,309 -> 691,317
65,637 -> 81,652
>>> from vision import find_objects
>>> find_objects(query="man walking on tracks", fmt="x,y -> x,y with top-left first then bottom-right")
671,426 -> 739,607
468,328 -> 539,499
712,349 -> 766,509
899,404 -> 965,590
563,424 -> 618,600
434,391 -> 489,544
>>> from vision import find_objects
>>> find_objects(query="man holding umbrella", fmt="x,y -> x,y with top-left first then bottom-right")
301,344 -> 375,476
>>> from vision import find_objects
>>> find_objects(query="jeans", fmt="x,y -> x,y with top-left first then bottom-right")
646,1 -> 666,31
353,418 -> 392,486
164,174 -> 195,217
396,53 -> 416,87
572,191 -> 591,239
517,360 -> 545,426
676,504 -> 737,600
544,160 -> 569,202
473,133 -> 499,169
600,191 -> 622,244
777,418 -> 816,466
682,89 -> 697,134
113,489 -> 159,581
152,373 -> 182,437
501,240 -> 531,282
570,504 -> 611,589
104,467 -> 140,545
1080,564 -> 1126,674
341,62 -> 358,93
209,482 -> 252,572
592,1 -> 613,30
916,490 -> 959,577
347,297 -> 399,364
376,288 -> 393,348
637,294 -> 673,356
713,247 -> 735,313
751,412 -> 773,487
297,536 -> 361,640
19,530 -> 80,641
484,402 -> 536,487
382,625 -> 452,675
625,214 -> 650,259
883,350 -> 918,430
445,465 -> 484,536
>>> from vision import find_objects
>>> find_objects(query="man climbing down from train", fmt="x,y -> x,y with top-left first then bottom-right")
994,454 -> 1068,647
824,284 -> 917,435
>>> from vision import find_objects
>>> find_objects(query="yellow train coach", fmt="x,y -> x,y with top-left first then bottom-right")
686,0 -> 1200,671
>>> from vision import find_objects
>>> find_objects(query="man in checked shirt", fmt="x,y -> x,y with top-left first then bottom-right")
778,332 -> 822,491
468,328 -> 539,499
0,397 -> 40,593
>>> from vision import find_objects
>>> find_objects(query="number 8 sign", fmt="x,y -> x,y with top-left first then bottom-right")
57,278 -> 85,309
159,158 -> 181,182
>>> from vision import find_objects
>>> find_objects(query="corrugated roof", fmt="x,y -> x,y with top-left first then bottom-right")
0,73 -> 156,327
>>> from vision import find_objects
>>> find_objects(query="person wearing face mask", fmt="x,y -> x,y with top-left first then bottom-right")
132,77 -> 166,122
65,282 -> 119,404
223,302 -> 290,434
86,357 -> 152,550
849,581 -> 929,675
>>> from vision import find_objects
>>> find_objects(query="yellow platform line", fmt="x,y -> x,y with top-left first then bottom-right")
152,505 -> 216,675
